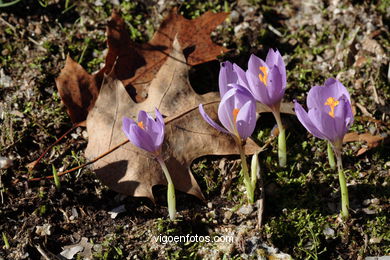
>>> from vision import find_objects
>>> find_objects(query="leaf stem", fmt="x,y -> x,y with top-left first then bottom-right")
156,156 -> 176,220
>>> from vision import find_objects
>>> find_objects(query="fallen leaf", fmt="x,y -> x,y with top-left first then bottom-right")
107,9 -> 229,101
55,56 -> 100,123
343,132 -> 385,155
85,39 -> 294,201
56,10 -> 229,123
60,237 -> 93,260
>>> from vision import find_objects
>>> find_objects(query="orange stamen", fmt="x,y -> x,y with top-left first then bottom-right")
233,108 -> 240,123
138,121 -> 144,129
324,97 -> 339,118
258,66 -> 268,86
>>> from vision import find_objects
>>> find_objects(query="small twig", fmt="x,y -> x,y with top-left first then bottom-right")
28,122 -> 84,171
0,16 -> 16,34
28,139 -> 128,182
35,244 -> 50,260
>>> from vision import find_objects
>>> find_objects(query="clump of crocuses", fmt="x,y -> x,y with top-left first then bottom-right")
294,78 -> 353,219
221,49 -> 288,167
122,109 -> 176,220
199,84 -> 258,204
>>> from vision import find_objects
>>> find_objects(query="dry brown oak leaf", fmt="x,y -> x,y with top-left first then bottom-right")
103,10 -> 229,102
55,10 -> 229,123
85,39 -> 295,201
343,132 -> 385,156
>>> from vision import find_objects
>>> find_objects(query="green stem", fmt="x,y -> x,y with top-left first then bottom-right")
327,141 -> 336,170
156,157 -> 176,220
333,144 -> 349,219
52,165 -> 61,190
236,138 -> 254,204
272,110 -> 287,167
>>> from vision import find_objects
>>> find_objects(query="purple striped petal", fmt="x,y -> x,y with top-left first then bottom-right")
219,61 -> 238,97
199,104 -> 230,135
236,100 -> 256,139
294,101 -> 327,140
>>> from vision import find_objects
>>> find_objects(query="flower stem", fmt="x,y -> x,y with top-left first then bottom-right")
327,141 -> 336,170
272,110 -> 287,167
333,144 -> 349,219
236,138 -> 255,204
156,157 -> 176,220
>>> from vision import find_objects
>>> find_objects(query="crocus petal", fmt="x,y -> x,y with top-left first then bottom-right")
306,85 -> 326,109
247,54 -> 268,85
236,100 -> 256,139
309,107 -> 340,142
266,49 -> 286,88
331,98 -> 349,142
152,108 -> 165,148
218,88 -> 237,133
294,101 -> 328,140
122,117 -> 136,134
230,83 -> 254,109
324,78 -> 351,102
341,95 -> 354,127
307,79 -> 351,110
246,70 -> 271,106
128,124 -> 157,153
199,104 -> 230,135
219,61 -> 238,97
233,63 -> 249,88
137,110 -> 149,125
267,65 -> 284,105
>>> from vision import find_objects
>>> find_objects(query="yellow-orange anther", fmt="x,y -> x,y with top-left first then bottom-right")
324,97 -> 339,118
138,121 -> 144,129
258,66 -> 268,86
233,108 -> 240,124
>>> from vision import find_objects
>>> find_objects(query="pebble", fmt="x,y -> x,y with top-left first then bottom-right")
237,204 -> 253,216
230,10 -> 240,23
371,198 -> 380,205
323,227 -> 335,237
207,202 -> 213,209
224,211 -> 233,221
362,208 -> 376,215
35,224 -> 52,236
0,157 -> 13,169
369,237 -> 382,244
206,210 -> 216,219
362,199 -> 371,206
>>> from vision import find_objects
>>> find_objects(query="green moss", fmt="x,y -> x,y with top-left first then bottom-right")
265,209 -> 329,259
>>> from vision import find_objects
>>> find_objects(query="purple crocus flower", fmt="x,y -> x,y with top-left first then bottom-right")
199,84 -> 256,140
294,78 -> 354,144
231,49 -> 286,109
122,108 -> 165,155
219,61 -> 237,97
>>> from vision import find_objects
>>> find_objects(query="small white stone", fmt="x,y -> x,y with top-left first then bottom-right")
0,157 -> 13,169
369,237 -> 382,244
323,227 -> 335,237
108,204 -> 126,219
362,199 -> 371,206
371,198 -> 380,205
35,224 -> 52,236
237,204 -> 253,216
